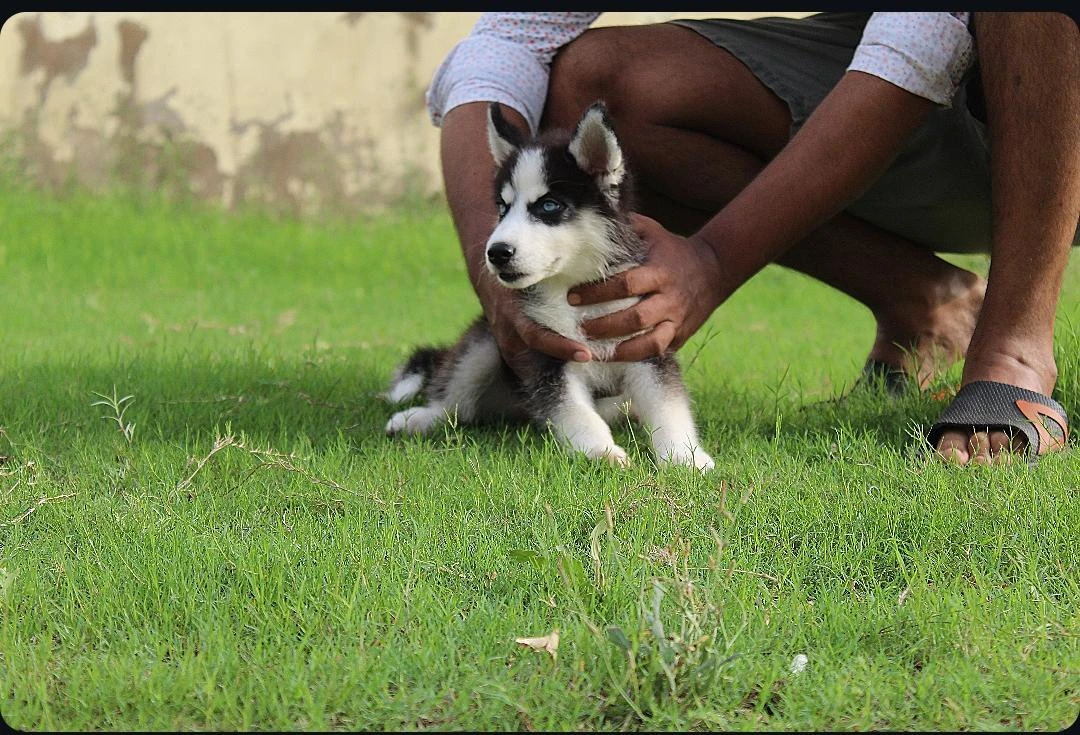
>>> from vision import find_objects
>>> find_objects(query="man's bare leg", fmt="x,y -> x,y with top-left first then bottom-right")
544,23 -> 985,390
933,12 -> 1079,464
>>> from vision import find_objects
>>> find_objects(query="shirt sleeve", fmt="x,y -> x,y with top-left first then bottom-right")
847,12 -> 975,107
425,12 -> 600,134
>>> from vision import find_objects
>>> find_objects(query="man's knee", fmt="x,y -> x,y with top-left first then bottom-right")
544,23 -> 790,157
546,27 -> 642,130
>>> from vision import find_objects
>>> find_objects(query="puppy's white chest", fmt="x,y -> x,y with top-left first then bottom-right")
524,286 -> 639,361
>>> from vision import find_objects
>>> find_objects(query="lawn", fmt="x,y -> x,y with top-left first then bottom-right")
1,180 -> 1078,731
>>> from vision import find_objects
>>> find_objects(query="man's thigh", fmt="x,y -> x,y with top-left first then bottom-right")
542,22 -> 792,162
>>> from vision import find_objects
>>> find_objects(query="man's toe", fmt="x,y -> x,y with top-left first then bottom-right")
989,429 -> 1025,464
936,429 -> 971,464
969,431 -> 994,465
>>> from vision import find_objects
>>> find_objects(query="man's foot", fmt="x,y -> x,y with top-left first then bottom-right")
931,345 -> 1063,465
867,269 -> 987,390
928,379 -> 1068,466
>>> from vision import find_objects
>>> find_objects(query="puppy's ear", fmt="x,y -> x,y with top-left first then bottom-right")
487,103 -> 523,167
568,101 -> 625,191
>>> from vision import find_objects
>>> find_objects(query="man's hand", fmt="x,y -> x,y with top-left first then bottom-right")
567,213 -> 724,362
479,277 -> 593,367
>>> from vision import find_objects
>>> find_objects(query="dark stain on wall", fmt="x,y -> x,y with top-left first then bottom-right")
66,105 -> 110,189
18,14 -> 98,103
10,16 -> 224,203
338,12 -> 431,119
398,13 -> 433,120
7,13 -> 428,216
117,19 -> 148,87
107,18 -> 222,202
13,108 -> 62,185
399,12 -> 433,57
230,105 -> 381,217
112,86 -> 225,203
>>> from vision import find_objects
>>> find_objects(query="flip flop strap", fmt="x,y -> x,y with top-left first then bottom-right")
1015,399 -> 1069,455
927,380 -> 1069,460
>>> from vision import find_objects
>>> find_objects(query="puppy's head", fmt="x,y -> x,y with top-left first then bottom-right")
484,102 -> 630,289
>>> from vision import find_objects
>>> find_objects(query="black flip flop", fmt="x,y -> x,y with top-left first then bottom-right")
926,380 -> 1070,464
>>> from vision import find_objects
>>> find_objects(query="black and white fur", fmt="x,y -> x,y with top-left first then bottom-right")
385,102 -> 713,472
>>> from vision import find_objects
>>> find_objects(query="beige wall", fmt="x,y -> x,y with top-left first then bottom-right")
0,12 -> 808,216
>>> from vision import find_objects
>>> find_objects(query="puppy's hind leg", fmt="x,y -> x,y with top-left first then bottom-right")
386,326 -> 502,436
384,346 -> 444,405
385,404 -> 452,435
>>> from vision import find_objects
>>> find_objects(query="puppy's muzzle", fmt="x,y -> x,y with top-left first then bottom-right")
486,241 -> 525,284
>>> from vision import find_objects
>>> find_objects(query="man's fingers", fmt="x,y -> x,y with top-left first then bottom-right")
494,315 -> 591,372
521,322 -> 592,363
581,295 -> 669,340
607,321 -> 677,362
568,266 -> 661,306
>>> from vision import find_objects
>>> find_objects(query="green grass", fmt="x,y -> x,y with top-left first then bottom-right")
1,180 -> 1078,731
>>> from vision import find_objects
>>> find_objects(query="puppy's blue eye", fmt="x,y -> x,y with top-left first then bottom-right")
496,201 -> 509,217
538,198 -> 563,214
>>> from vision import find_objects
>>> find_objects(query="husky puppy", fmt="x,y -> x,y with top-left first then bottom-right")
384,102 -> 714,472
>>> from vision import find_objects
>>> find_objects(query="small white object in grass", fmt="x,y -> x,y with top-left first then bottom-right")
790,653 -> 808,674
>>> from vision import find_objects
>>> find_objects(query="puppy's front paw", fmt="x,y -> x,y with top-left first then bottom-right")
659,445 -> 715,473
584,444 -> 632,468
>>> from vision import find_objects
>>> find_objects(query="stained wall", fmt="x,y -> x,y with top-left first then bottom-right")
0,12 -> 808,215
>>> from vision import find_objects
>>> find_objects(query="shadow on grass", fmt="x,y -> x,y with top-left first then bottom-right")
0,353 -> 563,464
0,356 -> 917,460
4,346 -> 1075,469
1,355 -> 389,451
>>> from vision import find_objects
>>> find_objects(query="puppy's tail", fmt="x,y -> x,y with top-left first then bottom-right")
384,346 -> 446,404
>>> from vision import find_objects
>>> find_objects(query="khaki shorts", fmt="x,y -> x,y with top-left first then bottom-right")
671,12 -> 1080,254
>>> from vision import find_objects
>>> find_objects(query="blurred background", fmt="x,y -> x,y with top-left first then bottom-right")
0,11 -> 810,218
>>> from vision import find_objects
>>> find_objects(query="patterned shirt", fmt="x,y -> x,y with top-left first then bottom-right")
426,12 -> 974,134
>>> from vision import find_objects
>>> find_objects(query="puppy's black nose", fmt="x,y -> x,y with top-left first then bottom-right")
487,242 -> 515,267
